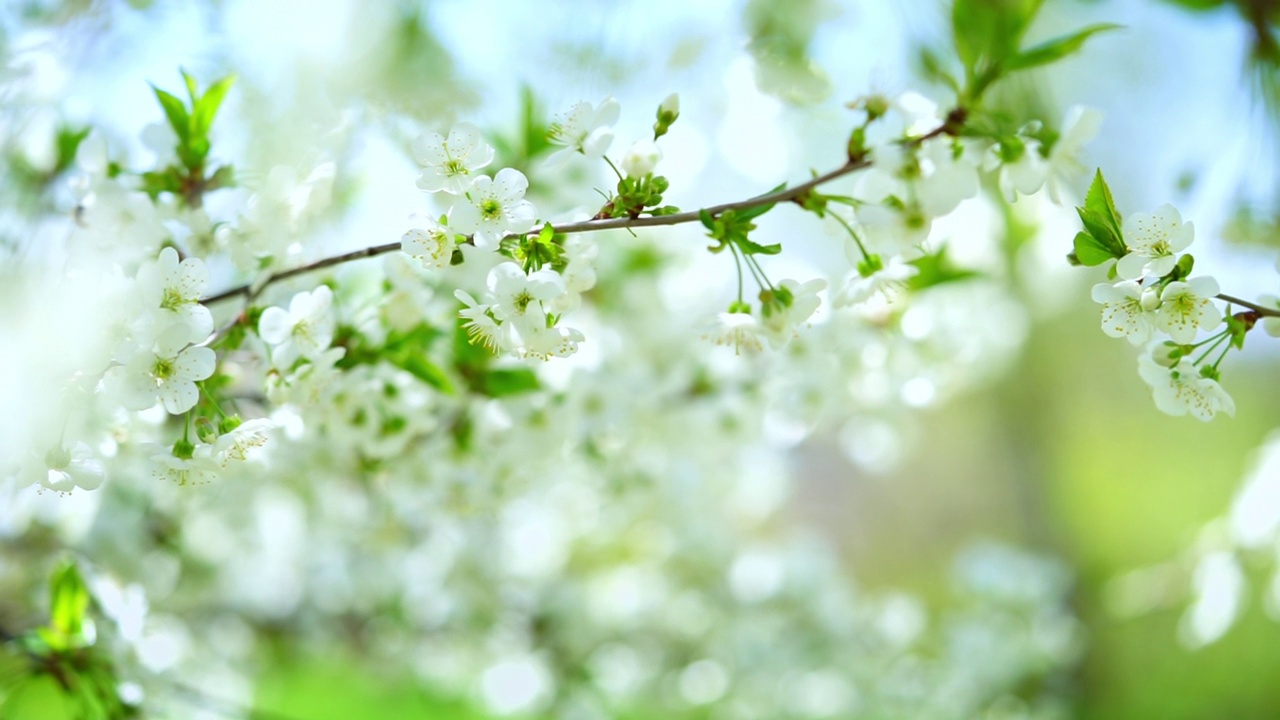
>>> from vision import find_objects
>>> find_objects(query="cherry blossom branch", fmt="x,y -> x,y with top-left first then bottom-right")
200,159 -> 873,305
1218,293 -> 1280,319
198,110 -> 976,307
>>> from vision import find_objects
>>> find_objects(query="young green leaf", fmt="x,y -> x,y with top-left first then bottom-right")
45,561 -> 90,651
1072,231 -> 1117,266
191,74 -> 236,142
734,236 -> 782,256
151,86 -> 190,144
1006,23 -> 1122,71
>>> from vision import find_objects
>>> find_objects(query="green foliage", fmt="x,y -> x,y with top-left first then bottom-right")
0,561 -> 137,720
1006,23 -> 1124,71
700,187 -> 785,257
452,318 -> 540,398
906,248 -> 979,291
951,0 -> 1119,103
1070,170 -> 1128,266
600,174 -> 677,220
517,223 -> 565,272
145,70 -> 237,207
336,323 -> 455,395
41,561 -> 90,653
491,85 -> 553,172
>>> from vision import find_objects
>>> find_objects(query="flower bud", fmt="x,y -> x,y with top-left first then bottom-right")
653,93 -> 680,139
621,139 -> 662,178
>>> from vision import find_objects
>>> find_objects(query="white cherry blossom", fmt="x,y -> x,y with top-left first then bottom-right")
136,247 -> 214,341
450,169 -> 537,249
114,324 -> 217,414
620,139 -> 662,178
1044,106 -> 1103,204
836,255 -> 918,307
1091,280 -> 1160,345
413,122 -> 495,195
401,215 -> 455,270
258,286 -> 336,370
23,442 -> 105,493
761,278 -> 826,348
1138,354 -> 1235,421
212,419 -> 274,467
704,312 -> 764,354
1156,277 -> 1221,344
1117,204 -> 1194,280
546,96 -> 620,166
485,262 -> 566,327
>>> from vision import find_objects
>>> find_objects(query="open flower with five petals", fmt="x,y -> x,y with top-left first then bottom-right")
450,169 -> 537,249
1091,279 -> 1160,345
413,122 -> 495,195
1117,204 -> 1194,280
1155,276 -> 1221,344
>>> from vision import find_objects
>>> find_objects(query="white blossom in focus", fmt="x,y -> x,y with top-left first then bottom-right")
136,247 -> 214,341
401,215 -> 455,270
1156,277 -> 1221,344
113,325 -> 217,414
258,286 -> 336,370
546,96 -> 620,165
413,123 -> 495,195
1091,280 -> 1160,345
1117,204 -> 1194,280
1138,353 -> 1235,421
449,169 -> 537,249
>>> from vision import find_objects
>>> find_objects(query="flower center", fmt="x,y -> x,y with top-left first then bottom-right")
513,290 -> 534,314
480,199 -> 503,221
151,356 -> 175,381
161,287 -> 185,311
444,159 -> 466,176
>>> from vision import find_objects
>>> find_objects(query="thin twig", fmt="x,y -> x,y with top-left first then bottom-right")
199,159 -> 874,305
1218,293 -> 1280,318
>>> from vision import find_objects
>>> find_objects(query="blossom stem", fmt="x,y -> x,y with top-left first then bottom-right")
603,155 -> 625,182
729,243 -> 746,305
1191,331 -> 1229,367
828,210 -> 870,262
199,382 -> 229,419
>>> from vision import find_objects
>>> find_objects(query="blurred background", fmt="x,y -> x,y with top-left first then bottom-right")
5,0 -> 1280,718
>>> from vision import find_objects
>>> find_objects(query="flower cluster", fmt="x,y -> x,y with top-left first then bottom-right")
1074,175 -> 1251,421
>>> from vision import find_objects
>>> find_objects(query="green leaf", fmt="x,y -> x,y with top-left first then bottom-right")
1072,231 -> 1116,266
1076,169 -> 1127,256
734,236 -> 782,255
698,208 -> 716,230
151,86 -> 190,144
181,68 -> 199,105
191,74 -> 236,143
952,0 -> 1044,71
46,561 -> 90,651
476,369 -> 540,397
1226,312 -> 1248,350
393,355 -> 454,394
1007,23 -> 1122,71
907,248 -> 979,290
